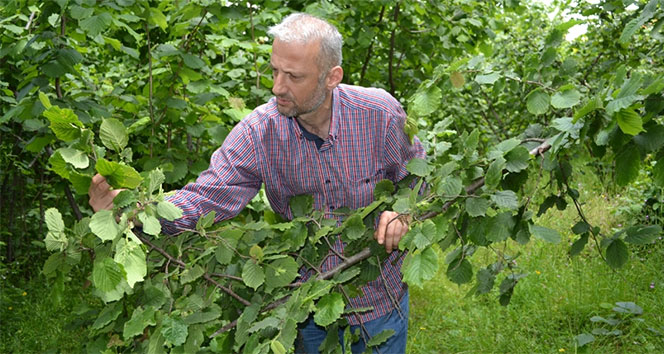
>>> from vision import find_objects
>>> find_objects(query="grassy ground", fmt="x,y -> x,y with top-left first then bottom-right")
0,266 -> 97,353
408,177 -> 664,353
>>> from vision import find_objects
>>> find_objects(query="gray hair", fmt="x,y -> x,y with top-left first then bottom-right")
267,13 -> 343,71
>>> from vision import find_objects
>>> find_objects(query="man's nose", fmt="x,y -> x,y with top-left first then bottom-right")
272,74 -> 285,96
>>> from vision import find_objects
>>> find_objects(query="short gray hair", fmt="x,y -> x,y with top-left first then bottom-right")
267,13 -> 343,71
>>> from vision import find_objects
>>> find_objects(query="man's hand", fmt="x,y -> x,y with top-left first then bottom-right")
88,174 -> 123,212
374,211 -> 410,253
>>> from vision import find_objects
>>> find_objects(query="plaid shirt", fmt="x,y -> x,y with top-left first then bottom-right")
163,84 -> 425,325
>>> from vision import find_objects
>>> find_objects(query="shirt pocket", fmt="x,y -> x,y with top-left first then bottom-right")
348,168 -> 385,208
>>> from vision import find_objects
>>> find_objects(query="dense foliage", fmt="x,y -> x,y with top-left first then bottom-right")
1,0 -> 663,352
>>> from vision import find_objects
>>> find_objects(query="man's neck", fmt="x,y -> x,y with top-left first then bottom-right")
296,95 -> 333,139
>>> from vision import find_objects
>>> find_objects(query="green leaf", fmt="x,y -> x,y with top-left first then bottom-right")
449,71 -> 465,88
43,106 -> 83,142
149,8 -> 168,30
485,157 -> 505,189
413,220 -> 437,249
605,239 -> 629,269
408,85 -> 442,117
615,148 -> 640,186
265,257 -> 299,289
654,159 -> 664,187
56,48 -> 83,68
146,169 -> 166,195
124,307 -> 157,340
526,89 -> 550,115
43,61 -> 66,78
476,268 -> 495,294
551,89 -> 581,109
161,316 -> 188,347
642,76 -> 664,95
57,147 -> 89,169
290,194 -> 313,218
96,158 -> 142,189
406,158 -> 432,177
38,91 -> 52,109
475,72 -> 500,85
402,248 -> 438,288
606,95 -> 643,115
314,293 -> 345,327
342,214 -> 365,241
619,0 -> 658,43
613,302 -> 643,315
114,238 -> 146,288
466,197 -> 489,217
242,260 -> 264,290
447,258 -> 473,285
180,265 -> 205,284
45,208 -> 65,233
43,253 -> 65,276
270,339 -> 286,354
634,125 -> 664,152
616,108 -> 645,136
569,234 -> 589,257
366,329 -> 396,347
572,221 -> 590,235
138,212 -> 161,236
438,176 -> 463,197
45,229 -> 68,252
491,190 -> 518,210
90,210 -> 120,242
624,225 -> 661,245
80,12 -> 113,37
374,179 -> 395,199
573,97 -> 601,121
100,118 -> 128,152
576,333 -> 595,347
182,53 -> 205,69
91,301 -> 123,330
157,201 -> 183,221
529,225 -> 561,243
70,5 -> 94,20
92,257 -> 125,292
505,146 -> 530,172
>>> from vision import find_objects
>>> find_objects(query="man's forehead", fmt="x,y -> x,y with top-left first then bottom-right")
270,39 -> 320,72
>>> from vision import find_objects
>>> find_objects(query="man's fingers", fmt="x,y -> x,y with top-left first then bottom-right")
88,174 -> 123,212
374,214 -> 388,245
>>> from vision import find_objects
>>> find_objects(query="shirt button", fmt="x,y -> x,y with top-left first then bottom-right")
330,206 -> 335,210
365,178 -> 370,184
325,179 -> 331,184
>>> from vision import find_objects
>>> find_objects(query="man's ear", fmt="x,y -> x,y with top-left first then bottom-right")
326,66 -> 344,89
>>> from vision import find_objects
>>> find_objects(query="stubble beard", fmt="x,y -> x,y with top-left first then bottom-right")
276,77 -> 328,118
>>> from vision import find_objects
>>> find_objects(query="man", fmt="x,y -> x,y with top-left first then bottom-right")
89,13 -> 424,353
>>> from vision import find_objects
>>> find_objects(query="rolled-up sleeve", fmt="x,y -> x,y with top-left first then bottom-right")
162,121 -> 261,235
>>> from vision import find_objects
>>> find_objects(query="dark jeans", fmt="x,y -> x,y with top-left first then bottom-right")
297,291 -> 409,353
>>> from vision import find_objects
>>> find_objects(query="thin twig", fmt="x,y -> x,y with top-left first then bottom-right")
387,2 -> 400,95
377,255 -> 404,320
25,11 -> 36,31
144,23 -> 155,158
359,6 -> 386,85
136,233 -> 252,306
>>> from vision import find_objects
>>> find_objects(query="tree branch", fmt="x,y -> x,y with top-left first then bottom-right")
136,233 -> 252,306
387,2 -> 400,95
360,6 -> 386,85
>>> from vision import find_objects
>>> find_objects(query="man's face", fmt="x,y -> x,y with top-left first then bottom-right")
270,38 -> 329,118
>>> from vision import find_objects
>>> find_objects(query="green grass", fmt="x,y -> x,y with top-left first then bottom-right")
0,269 -> 96,353
407,175 -> 664,353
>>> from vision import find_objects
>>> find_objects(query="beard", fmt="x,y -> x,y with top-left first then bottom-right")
276,77 -> 328,118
